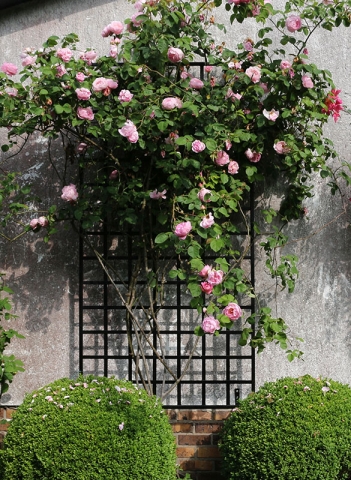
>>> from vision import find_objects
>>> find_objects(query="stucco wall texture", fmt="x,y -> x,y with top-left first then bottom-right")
0,0 -> 351,405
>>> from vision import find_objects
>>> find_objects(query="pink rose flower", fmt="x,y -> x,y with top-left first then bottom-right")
274,141 -> 290,154
245,66 -> 261,83
200,282 -> 213,294
201,316 -> 220,334
263,109 -> 279,121
56,64 -> 66,77
131,12 -> 144,27
223,302 -> 242,321
118,90 -> 134,102
207,269 -> 224,285
30,218 -> 39,230
181,71 -> 190,79
77,106 -> 94,121
21,55 -> 36,67
76,142 -> 88,154
102,21 -> 124,37
204,66 -> 213,73
192,140 -> 206,153
5,87 -> 18,97
228,160 -> 239,174
150,189 -> 167,199
225,88 -> 242,102
245,148 -> 261,163
200,212 -> 215,229
1,62 -> 18,76
189,78 -> 204,89
110,45 -> 118,58
197,188 -> 212,202
302,75 -> 314,88
81,50 -> 97,65
38,216 -> 49,227
259,82 -> 269,94
174,221 -> 192,240
109,170 -> 118,180
76,72 -> 86,82
118,120 -> 139,143
280,60 -> 292,70
162,97 -> 183,110
167,47 -> 184,63
61,184 -> 78,202
199,265 -> 212,278
286,15 -> 302,32
75,88 -> 91,100
215,151 -> 230,166
225,140 -> 232,151
92,77 -> 118,92
56,48 -> 73,62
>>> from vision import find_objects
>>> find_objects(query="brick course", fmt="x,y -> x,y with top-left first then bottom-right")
0,407 -> 232,478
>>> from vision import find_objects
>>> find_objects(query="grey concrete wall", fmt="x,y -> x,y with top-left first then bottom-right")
0,0 -> 350,405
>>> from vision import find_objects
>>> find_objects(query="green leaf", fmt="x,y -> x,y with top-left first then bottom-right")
154,232 -> 170,244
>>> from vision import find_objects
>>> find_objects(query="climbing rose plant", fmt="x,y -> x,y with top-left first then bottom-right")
0,0 -> 351,395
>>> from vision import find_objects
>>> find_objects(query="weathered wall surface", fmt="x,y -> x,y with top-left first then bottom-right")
0,0 -> 351,405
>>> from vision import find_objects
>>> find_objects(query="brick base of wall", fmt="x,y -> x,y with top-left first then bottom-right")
0,407 -> 231,479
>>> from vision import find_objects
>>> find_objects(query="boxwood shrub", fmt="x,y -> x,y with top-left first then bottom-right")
220,375 -> 351,480
0,376 -> 177,480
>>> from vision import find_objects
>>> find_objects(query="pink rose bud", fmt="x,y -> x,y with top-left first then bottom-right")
280,60 -> 292,70
174,221 -> 192,240
200,212 -> 215,229
201,316 -> 220,334
167,47 -> 184,63
76,142 -> 88,154
285,15 -> 302,32
215,151 -> 230,166
30,218 -> 40,230
245,66 -> 261,83
109,170 -> 118,180
192,140 -> 206,153
189,78 -> 204,90
56,48 -> 73,62
75,88 -> 91,100
1,62 -> 18,76
197,188 -> 212,202
61,184 -> 79,202
77,106 -> 94,121
204,66 -> 213,73
222,302 -> 243,321
200,282 -> 213,294
38,216 -> 49,227
162,97 -> 183,110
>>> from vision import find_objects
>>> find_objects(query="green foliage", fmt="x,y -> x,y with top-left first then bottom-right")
0,376 -> 177,480
0,274 -> 24,400
220,375 -> 351,480
0,0 -> 350,364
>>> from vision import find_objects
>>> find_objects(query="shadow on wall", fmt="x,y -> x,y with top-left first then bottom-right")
0,0 -> 121,37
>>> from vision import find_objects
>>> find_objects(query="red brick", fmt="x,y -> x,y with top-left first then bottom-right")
194,460 -> 214,471
166,409 -> 177,420
4,409 -> 15,420
197,446 -> 222,458
178,434 -> 211,445
195,423 -> 222,434
176,410 -> 192,421
189,410 -> 212,421
213,410 -> 232,421
178,459 -> 196,471
176,446 -> 196,458
172,422 -> 193,433
0,420 -> 11,431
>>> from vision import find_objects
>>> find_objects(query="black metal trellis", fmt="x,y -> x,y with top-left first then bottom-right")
78,189 -> 255,408
78,62 -> 255,408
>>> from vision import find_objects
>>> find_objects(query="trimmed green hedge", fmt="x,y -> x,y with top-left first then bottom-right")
0,376 -> 176,480
220,375 -> 351,480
